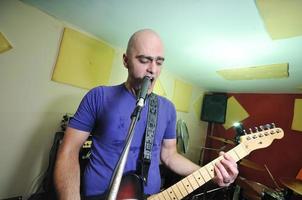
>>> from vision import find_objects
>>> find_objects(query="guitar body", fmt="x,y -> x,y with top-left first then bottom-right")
117,173 -> 144,200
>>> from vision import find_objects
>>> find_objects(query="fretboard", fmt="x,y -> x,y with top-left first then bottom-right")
148,143 -> 248,200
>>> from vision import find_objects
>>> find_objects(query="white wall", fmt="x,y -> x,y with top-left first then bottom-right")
0,0 -> 208,198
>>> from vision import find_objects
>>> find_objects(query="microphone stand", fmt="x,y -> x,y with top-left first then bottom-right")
107,106 -> 143,200
107,77 -> 150,200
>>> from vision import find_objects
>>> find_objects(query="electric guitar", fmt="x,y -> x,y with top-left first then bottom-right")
116,123 -> 284,200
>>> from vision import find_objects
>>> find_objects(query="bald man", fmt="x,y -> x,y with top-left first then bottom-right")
54,29 -> 238,200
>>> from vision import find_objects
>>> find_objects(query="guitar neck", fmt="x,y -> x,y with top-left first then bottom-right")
148,125 -> 284,200
148,143 -> 248,200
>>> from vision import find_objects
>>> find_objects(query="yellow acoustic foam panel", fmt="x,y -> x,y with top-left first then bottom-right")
256,0 -> 302,39
291,99 -> 302,132
223,96 -> 249,130
217,63 -> 288,80
0,32 -> 12,53
153,79 -> 166,97
172,79 -> 193,112
52,27 -> 115,89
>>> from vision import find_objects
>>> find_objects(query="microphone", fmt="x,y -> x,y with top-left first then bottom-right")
136,76 -> 151,107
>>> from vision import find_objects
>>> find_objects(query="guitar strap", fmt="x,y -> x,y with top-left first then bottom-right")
140,93 -> 158,185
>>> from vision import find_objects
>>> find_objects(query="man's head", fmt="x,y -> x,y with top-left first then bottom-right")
123,29 -> 165,94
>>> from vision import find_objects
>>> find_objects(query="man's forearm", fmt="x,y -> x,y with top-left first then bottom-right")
54,150 -> 81,200
165,153 -> 200,176
161,139 -> 200,177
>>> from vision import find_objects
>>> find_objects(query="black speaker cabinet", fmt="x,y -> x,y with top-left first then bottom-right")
201,94 -> 227,124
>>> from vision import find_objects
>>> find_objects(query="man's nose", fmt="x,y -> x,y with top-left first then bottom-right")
147,61 -> 157,74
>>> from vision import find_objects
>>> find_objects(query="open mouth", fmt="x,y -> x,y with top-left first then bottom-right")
150,77 -> 154,84
141,76 -> 154,84
136,76 -> 155,90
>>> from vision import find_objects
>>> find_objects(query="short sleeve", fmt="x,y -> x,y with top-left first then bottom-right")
68,87 -> 102,132
163,100 -> 177,139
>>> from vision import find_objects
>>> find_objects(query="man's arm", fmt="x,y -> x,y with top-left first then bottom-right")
160,138 -> 238,186
160,138 -> 200,176
54,127 -> 90,200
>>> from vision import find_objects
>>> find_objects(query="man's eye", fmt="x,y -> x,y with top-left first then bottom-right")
157,61 -> 164,66
156,59 -> 164,66
139,57 -> 150,63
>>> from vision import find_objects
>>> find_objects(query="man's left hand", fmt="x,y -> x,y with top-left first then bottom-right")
213,151 -> 239,187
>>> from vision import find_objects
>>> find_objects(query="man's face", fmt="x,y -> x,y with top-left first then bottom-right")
124,33 -> 164,92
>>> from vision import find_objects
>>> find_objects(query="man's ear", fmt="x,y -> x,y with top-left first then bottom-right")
123,54 -> 128,69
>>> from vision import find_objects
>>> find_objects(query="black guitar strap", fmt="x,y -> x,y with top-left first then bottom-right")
140,93 -> 158,185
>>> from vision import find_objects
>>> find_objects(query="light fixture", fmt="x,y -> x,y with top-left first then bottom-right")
233,122 -> 245,143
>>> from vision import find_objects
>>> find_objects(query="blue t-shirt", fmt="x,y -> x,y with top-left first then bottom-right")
68,83 -> 176,196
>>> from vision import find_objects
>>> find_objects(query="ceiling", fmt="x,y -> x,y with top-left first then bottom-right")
21,0 -> 302,93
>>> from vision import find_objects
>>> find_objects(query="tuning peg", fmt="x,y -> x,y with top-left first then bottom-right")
249,128 -> 253,134
265,124 -> 271,129
255,127 -> 259,132
271,123 -> 276,128
243,130 -> 248,135
260,125 -> 264,131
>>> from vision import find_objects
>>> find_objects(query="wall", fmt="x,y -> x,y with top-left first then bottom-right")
0,0 -> 207,198
204,93 -> 302,189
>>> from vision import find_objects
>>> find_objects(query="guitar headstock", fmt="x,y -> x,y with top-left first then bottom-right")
239,123 -> 284,154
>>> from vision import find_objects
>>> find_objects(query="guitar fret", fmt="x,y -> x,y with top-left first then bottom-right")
176,180 -> 188,197
198,168 -> 211,182
181,178 -> 194,193
227,149 -> 240,161
162,190 -> 172,200
171,184 -> 183,199
166,187 -> 177,200
148,195 -> 160,200
234,150 -> 241,161
233,144 -> 247,160
157,192 -> 165,200
211,162 -> 216,172
154,196 -> 160,200
205,164 -> 214,179
187,174 -> 199,190
196,170 -> 207,183
192,171 -> 204,186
